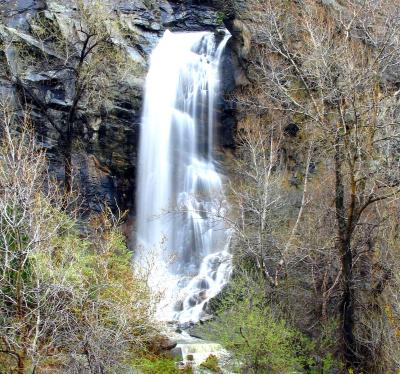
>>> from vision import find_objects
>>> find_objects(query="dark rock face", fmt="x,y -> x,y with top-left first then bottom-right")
0,0 -> 244,216
165,1 -> 222,31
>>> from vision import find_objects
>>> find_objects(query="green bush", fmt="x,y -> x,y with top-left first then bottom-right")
198,276 -> 315,373
133,357 -> 193,374
200,354 -> 221,372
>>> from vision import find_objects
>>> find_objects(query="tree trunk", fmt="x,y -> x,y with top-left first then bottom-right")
62,134 -> 73,196
339,238 -> 356,366
17,354 -> 25,374
334,131 -> 357,367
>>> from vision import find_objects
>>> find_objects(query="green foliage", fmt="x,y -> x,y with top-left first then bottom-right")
216,11 -> 226,26
311,320 -> 343,373
0,125 -> 158,372
200,354 -> 221,372
199,276 -> 315,373
143,0 -> 156,9
13,39 -> 47,72
30,12 -> 62,43
133,356 -> 193,374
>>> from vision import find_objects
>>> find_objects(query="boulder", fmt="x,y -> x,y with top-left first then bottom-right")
166,347 -> 183,360
149,336 -> 178,355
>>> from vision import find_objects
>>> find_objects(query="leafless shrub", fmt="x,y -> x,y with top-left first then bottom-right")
0,106 -> 158,373
231,0 -> 400,371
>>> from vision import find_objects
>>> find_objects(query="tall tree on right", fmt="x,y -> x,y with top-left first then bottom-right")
240,0 -> 400,370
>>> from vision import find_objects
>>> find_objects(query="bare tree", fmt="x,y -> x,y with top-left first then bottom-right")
228,115 -> 287,287
232,0 -> 400,370
0,104 -> 66,372
0,105 -> 158,373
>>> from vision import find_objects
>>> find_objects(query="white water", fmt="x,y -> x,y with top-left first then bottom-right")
174,331 -> 230,369
135,30 -> 232,324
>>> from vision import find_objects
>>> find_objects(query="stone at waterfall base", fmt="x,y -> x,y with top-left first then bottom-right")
166,346 -> 183,361
149,336 -> 177,355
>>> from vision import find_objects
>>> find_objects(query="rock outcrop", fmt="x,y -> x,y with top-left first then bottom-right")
0,0 -> 247,215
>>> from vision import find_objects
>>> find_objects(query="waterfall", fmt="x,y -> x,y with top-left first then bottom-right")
136,30 -> 232,324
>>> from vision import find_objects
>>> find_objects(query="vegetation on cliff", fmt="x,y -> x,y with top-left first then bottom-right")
0,110 -> 160,373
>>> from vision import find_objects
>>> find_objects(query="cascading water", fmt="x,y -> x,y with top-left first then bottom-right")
136,30 -> 232,324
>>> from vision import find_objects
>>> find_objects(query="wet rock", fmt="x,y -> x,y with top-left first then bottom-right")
200,314 -> 214,323
187,294 -> 203,307
177,321 -> 195,330
198,278 -> 210,290
160,337 -> 178,351
174,300 -> 184,312
187,326 -> 207,340
149,336 -> 178,354
166,346 -> 183,360
165,3 -> 221,31
199,290 -> 208,300
224,18 -> 251,87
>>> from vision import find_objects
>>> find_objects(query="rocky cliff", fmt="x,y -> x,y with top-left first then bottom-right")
0,0 -> 249,215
